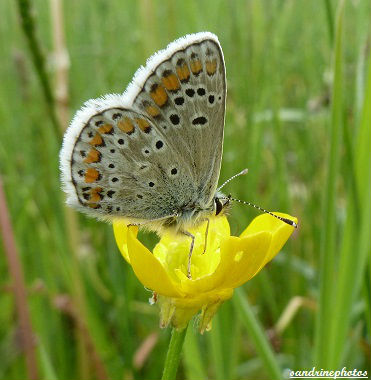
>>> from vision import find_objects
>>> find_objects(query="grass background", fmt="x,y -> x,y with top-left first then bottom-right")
0,0 -> 370,379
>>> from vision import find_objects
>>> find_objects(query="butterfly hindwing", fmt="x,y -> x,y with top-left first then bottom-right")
64,106 -> 192,221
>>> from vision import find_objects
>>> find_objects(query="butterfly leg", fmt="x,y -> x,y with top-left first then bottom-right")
182,230 -> 195,279
127,222 -> 141,227
202,218 -> 210,255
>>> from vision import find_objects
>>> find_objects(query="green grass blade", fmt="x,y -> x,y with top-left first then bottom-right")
207,314 -> 227,380
314,0 -> 345,367
324,0 -> 334,45
183,326 -> 207,380
328,46 -> 371,368
38,342 -> 58,380
233,288 -> 282,380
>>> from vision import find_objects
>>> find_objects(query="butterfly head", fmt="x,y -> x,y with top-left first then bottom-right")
161,192 -> 231,234
214,193 -> 231,216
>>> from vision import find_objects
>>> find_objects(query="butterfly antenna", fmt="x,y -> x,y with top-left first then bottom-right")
228,197 -> 298,228
217,168 -> 249,191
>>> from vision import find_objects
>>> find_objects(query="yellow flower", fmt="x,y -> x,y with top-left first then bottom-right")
113,213 -> 297,333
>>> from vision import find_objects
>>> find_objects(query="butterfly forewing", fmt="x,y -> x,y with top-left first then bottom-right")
60,32 -> 226,223
132,37 -> 226,206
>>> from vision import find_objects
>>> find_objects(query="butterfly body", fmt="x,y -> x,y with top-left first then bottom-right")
147,190 -> 230,235
60,32 -> 228,239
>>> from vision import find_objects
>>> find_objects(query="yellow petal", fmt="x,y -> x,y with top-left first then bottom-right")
126,227 -> 184,298
180,231 -> 271,294
240,212 -> 298,265
212,231 -> 273,289
113,220 -> 131,263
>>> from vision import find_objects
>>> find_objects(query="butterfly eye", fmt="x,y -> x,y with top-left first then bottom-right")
215,198 -> 223,216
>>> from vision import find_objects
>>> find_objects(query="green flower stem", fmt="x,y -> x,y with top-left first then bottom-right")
234,288 -> 282,380
162,325 -> 188,380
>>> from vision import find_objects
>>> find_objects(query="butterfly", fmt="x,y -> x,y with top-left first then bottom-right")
60,32 -> 295,277
60,32 -> 229,274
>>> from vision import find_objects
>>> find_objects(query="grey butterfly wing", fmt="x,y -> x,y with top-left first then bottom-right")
131,33 -> 226,208
60,32 -> 226,221
60,105 -> 196,221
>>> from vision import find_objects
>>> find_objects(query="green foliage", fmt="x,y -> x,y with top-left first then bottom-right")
0,0 -> 370,379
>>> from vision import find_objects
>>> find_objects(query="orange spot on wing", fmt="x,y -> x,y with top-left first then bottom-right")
84,149 -> 101,163
190,59 -> 202,75
135,118 -> 151,133
162,73 -> 180,92
146,105 -> 160,118
87,203 -> 101,209
90,187 -> 103,202
118,118 -> 135,134
206,59 -> 217,75
98,123 -> 113,134
89,134 -> 104,146
176,64 -> 190,82
85,168 -> 100,183
150,84 -> 168,107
